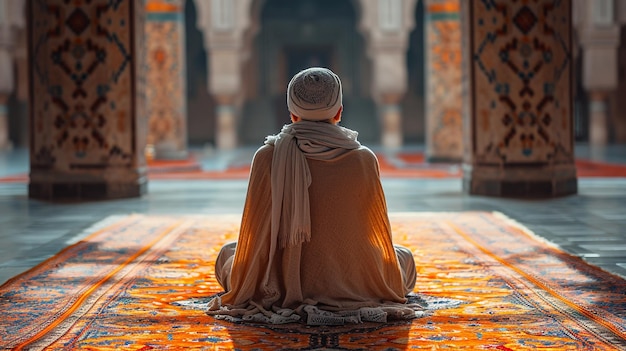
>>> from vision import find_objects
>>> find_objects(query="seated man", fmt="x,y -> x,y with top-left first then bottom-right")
207,67 -> 417,325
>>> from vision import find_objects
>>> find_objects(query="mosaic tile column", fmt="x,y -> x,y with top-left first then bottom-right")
462,0 -> 577,197
0,94 -> 9,150
145,0 -> 187,160
424,0 -> 463,162
0,24 -> 14,151
28,1 -> 147,200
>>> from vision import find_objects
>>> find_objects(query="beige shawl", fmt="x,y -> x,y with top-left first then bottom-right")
264,121 -> 361,248
207,132 -> 416,324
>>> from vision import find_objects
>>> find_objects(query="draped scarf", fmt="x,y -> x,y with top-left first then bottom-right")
265,120 -> 361,248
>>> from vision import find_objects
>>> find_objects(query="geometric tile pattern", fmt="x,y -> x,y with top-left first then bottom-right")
468,0 -> 573,165
425,0 -> 463,161
145,0 -> 187,159
29,0 -> 146,171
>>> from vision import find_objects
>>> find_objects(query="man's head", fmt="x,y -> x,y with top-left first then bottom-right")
287,67 -> 343,124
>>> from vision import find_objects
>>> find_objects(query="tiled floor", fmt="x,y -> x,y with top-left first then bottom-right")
1,144 -> 625,285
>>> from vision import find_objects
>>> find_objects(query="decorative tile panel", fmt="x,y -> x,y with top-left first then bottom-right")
468,0 -> 573,165
29,0 -> 146,171
425,0 -> 463,161
145,0 -> 187,159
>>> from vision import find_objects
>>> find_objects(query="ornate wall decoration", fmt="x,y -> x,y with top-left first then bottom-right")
30,0 -> 145,171
425,0 -> 463,161
469,0 -> 573,165
29,0 -> 146,199
145,0 -> 187,159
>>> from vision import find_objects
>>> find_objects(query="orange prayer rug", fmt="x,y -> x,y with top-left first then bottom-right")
1,212 -> 625,350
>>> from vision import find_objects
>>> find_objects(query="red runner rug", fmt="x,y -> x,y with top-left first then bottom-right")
1,212 -> 625,350
2,153 -> 625,182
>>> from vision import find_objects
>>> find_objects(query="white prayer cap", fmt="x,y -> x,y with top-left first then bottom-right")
287,67 -> 343,121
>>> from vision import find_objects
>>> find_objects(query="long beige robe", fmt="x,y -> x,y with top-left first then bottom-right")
208,144 -> 415,322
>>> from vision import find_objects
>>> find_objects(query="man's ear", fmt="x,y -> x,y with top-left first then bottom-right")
290,114 -> 300,123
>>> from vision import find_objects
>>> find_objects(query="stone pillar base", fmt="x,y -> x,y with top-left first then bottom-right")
589,92 -> 609,147
380,104 -> 402,149
427,155 -> 461,163
154,146 -> 188,160
29,175 -> 147,201
463,164 -> 578,198
216,104 -> 238,150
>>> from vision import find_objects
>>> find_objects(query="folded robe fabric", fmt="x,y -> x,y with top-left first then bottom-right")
207,128 -> 417,324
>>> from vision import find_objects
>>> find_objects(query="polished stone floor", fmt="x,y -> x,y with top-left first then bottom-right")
1,144 -> 626,285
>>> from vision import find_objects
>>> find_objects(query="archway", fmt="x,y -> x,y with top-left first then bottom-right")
403,0 -> 426,144
185,0 -> 216,147
239,0 -> 378,145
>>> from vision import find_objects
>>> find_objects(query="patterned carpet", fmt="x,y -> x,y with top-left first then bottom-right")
1,213 -> 625,350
